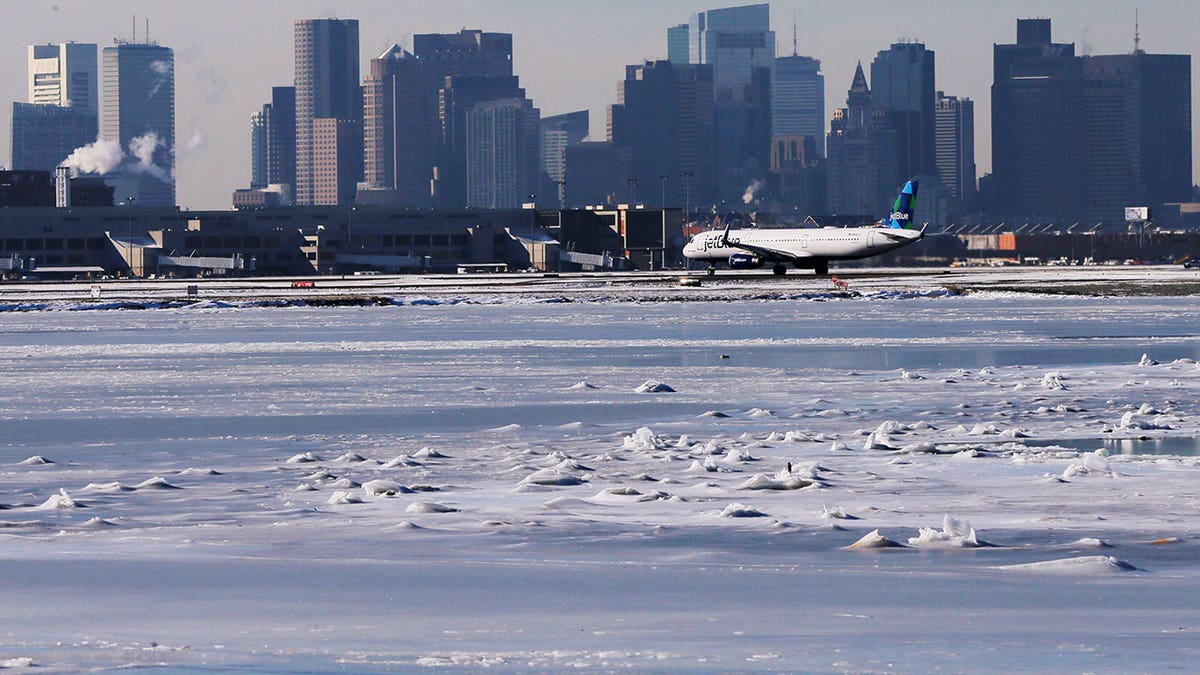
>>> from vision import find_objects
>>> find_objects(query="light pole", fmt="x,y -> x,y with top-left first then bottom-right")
528,193 -> 536,270
124,196 -> 135,278
659,175 -> 668,207
683,171 -> 693,222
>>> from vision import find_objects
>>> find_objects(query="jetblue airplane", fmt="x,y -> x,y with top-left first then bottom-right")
682,180 -> 922,276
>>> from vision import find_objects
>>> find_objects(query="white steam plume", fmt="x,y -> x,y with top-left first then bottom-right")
60,139 -> 125,175
127,133 -> 172,183
742,179 -> 763,205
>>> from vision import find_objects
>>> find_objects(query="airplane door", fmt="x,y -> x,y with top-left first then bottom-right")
801,235 -> 809,249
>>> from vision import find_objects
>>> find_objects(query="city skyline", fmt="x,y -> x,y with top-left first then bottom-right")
1,0 -> 1196,210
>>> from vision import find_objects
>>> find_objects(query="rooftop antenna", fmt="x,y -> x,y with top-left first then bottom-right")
132,14 -> 136,42
1134,8 -> 1141,53
146,18 -> 150,44
792,12 -> 798,56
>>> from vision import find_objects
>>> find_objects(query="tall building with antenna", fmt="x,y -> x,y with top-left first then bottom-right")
101,18 -> 175,206
991,17 -> 1190,223
772,19 -> 824,156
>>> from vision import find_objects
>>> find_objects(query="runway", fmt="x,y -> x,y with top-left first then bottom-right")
2,264 -> 1198,305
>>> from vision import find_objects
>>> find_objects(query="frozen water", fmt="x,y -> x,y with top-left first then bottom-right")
2,291 -> 1200,672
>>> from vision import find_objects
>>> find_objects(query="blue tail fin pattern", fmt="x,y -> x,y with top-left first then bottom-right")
884,179 -> 918,229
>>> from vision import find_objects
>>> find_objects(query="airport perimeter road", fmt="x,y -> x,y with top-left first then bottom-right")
2,265 -> 1199,304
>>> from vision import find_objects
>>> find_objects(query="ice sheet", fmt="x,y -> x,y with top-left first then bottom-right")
2,291 -> 1199,672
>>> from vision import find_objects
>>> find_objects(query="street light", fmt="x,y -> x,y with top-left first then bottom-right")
682,171 -> 693,222
124,196 -> 135,278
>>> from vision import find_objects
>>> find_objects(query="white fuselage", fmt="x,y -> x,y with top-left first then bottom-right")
682,225 -> 922,264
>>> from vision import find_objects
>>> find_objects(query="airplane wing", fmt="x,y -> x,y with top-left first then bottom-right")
723,238 -> 812,262
877,224 -> 926,242
718,221 -> 812,262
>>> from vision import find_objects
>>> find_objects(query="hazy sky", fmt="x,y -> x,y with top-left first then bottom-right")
3,0 -> 1196,210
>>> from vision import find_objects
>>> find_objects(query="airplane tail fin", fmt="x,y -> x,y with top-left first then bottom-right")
884,179 -> 919,229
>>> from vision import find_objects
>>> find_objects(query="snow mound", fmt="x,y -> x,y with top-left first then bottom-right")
178,467 -> 222,476
1138,353 -> 1159,366
622,427 -> 668,452
334,452 -> 369,463
413,447 -> 449,459
362,480 -> 412,496
907,515 -> 990,548
18,456 -> 53,465
737,473 -> 813,491
82,517 -> 117,528
82,482 -> 133,493
998,555 -> 1140,574
719,502 -> 768,518
845,529 -> 907,549
567,381 -> 599,390
1064,537 -> 1112,548
747,408 -> 775,418
519,469 -> 587,486
37,489 -> 82,510
685,460 -> 717,474
286,452 -> 323,464
634,380 -> 675,393
1062,450 -> 1117,478
134,476 -> 182,490
383,455 -> 422,468
1118,411 -> 1172,430
329,478 -> 361,489
326,491 -> 364,505
1040,373 -> 1068,390
0,657 -> 34,668
700,410 -> 730,418
821,506 -> 859,520
405,502 -> 459,514
899,442 -> 941,454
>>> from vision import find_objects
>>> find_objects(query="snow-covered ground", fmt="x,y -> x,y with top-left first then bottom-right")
2,286 -> 1200,673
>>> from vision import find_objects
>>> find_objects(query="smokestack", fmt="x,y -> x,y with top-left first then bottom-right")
55,166 -> 71,208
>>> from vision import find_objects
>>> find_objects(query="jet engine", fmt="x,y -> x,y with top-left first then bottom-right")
728,253 -> 763,269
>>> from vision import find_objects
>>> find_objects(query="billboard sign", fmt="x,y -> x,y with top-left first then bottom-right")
1124,207 -> 1150,221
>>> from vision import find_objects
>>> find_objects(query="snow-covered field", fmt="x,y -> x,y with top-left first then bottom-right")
2,281 -> 1200,673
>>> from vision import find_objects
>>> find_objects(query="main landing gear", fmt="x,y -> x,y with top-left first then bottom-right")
815,261 -> 829,276
772,263 -> 788,276
706,264 -> 716,276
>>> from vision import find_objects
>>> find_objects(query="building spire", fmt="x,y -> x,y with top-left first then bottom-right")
1134,7 -> 1141,53
792,12 -> 798,56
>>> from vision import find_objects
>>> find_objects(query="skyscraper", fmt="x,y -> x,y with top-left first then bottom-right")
12,43 -> 99,173
772,54 -> 824,156
541,110 -> 589,207
363,45 -> 436,206
294,18 -> 360,206
1080,52 -> 1192,223
249,109 -> 266,189
465,98 -> 540,209
609,60 -> 715,207
992,18 -> 1191,223
826,63 -> 898,216
263,86 -> 296,194
935,91 -> 975,202
101,40 -> 175,206
991,19 -> 1081,222
28,43 -> 98,114
870,41 -> 936,184
311,117 -> 362,206
413,30 -> 522,208
673,3 -> 775,204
